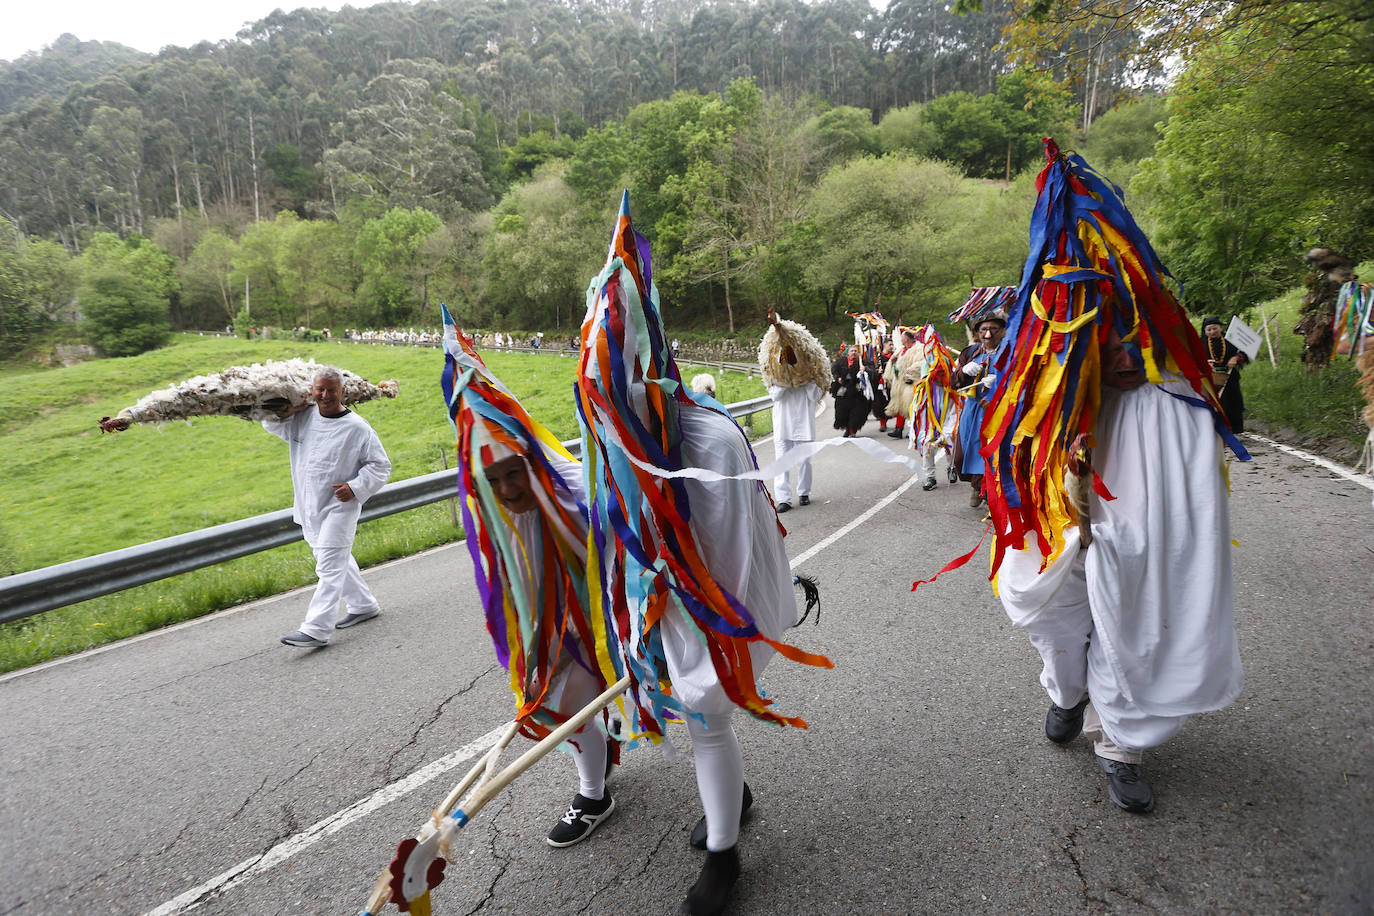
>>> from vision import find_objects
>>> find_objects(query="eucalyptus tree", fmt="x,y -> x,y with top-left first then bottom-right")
322,58 -> 492,219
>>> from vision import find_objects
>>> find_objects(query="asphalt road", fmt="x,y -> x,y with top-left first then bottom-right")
2,426 -> 1371,916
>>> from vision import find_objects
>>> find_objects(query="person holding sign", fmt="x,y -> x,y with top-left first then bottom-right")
1201,316 -> 1248,433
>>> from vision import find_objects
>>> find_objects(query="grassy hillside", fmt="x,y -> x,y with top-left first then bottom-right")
0,334 -> 767,672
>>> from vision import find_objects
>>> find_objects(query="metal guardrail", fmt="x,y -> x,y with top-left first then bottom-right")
0,395 -> 774,624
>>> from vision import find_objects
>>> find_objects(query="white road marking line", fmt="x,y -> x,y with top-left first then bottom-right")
145,723 -> 509,915
1244,433 -> 1372,491
789,472 -> 922,569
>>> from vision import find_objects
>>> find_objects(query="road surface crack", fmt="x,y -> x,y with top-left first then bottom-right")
461,798 -> 513,914
110,648 -> 275,700
384,664 -> 497,780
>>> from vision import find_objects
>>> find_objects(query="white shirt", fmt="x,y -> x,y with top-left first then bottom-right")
263,409 -> 391,547
768,383 -> 823,442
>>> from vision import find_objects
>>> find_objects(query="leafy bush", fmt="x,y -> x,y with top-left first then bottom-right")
78,269 -> 171,357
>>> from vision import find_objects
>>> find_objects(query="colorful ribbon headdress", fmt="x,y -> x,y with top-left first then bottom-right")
440,306 -> 606,741
909,324 -> 964,453
981,138 -> 1250,578
574,192 -> 829,739
948,286 -> 1018,325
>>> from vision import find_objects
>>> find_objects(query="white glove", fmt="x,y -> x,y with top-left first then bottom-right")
964,362 -> 984,377
980,373 -> 997,389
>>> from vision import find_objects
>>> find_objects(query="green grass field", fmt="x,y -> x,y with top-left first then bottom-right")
0,335 -> 767,673
1239,261 -> 1372,461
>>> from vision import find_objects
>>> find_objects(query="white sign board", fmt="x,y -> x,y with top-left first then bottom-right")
1226,316 -> 1262,361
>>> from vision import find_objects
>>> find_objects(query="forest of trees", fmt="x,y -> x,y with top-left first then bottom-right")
0,0 -> 1369,359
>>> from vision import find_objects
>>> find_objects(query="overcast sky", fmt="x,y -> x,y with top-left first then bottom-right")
2,0 -> 356,62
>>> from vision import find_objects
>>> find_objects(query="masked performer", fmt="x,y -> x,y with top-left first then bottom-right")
441,317 -> 620,846
577,194 -> 833,916
983,140 -> 1249,814
884,328 -> 924,440
760,308 -> 830,512
906,326 -> 964,491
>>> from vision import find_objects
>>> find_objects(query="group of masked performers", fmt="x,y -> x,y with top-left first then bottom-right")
397,139 -> 1250,916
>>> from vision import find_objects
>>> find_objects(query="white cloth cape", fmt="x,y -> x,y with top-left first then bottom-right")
998,381 -> 1243,718
768,383 -> 823,442
263,409 -> 391,547
660,407 -> 799,714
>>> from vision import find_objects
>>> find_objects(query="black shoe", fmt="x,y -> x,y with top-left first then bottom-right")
776,502 -> 792,514
546,792 -> 616,847
1096,755 -> 1155,813
680,847 -> 741,915
887,429 -> 903,438
922,478 -> 937,491
948,464 -> 958,483
690,782 -> 753,850
799,495 -> 810,506
1045,698 -> 1089,743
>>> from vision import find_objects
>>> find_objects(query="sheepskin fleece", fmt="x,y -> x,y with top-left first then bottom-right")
104,358 -> 398,429
884,343 -> 928,418
758,319 -> 830,390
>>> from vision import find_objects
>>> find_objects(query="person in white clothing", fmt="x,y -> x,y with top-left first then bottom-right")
759,308 -> 830,513
997,331 -> 1243,813
264,368 -> 392,648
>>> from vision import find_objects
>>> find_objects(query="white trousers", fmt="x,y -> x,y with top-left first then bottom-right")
1020,553 -> 1190,760
687,710 -> 745,852
773,438 -> 812,504
558,661 -> 610,801
300,544 -> 381,641
917,444 -> 936,479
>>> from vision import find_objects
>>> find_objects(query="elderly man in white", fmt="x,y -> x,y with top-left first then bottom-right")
265,368 -> 392,648
760,308 -> 828,513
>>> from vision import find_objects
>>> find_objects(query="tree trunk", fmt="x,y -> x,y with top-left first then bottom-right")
248,108 -> 261,223
723,252 -> 736,335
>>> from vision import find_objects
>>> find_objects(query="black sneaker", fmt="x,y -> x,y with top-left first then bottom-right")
680,846 -> 741,916
546,792 -> 615,847
1096,755 -> 1154,813
947,464 -> 958,483
922,478 -> 937,491
1045,698 -> 1089,743
799,495 -> 810,506
690,782 -> 752,850
776,502 -> 792,513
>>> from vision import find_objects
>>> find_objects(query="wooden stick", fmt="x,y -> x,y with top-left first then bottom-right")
1260,308 -> 1278,367
433,720 -> 521,823
443,675 -> 631,831
361,676 -> 630,915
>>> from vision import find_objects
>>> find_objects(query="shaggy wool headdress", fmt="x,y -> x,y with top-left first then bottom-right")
981,138 -> 1250,578
440,306 -> 607,741
575,192 -> 828,740
758,316 -> 831,390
